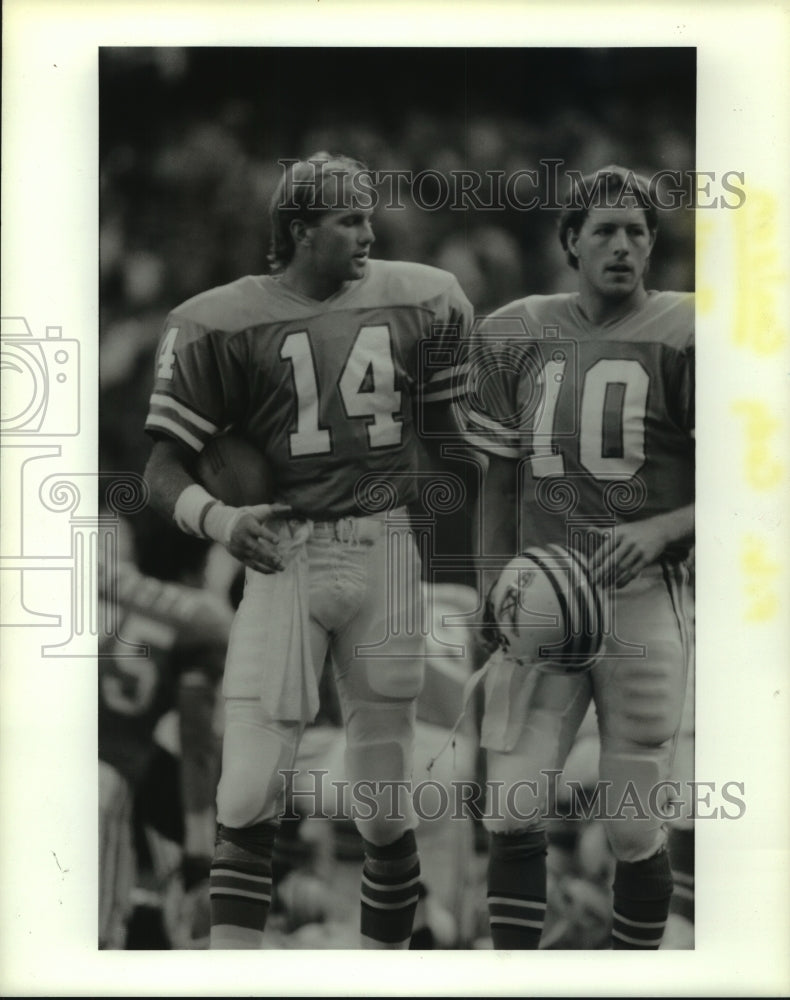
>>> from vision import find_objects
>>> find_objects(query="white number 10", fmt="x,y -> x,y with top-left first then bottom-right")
280,324 -> 403,456
530,357 -> 649,481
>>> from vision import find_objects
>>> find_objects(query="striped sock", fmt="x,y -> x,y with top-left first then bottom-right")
360,830 -> 421,948
668,826 -> 694,924
209,822 -> 276,949
612,848 -> 674,949
487,829 -> 547,949
271,815 -> 314,885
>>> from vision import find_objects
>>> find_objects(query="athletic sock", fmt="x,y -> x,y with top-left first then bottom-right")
667,825 -> 694,924
209,821 -> 277,949
271,814 -> 314,885
408,881 -> 435,949
612,847 -> 674,949
487,828 -> 547,949
360,830 -> 421,948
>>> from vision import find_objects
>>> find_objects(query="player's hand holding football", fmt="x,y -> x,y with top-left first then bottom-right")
225,503 -> 293,574
590,516 -> 669,589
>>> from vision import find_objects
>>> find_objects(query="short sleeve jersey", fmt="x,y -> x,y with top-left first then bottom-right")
98,565 -> 231,786
463,291 -> 694,553
145,261 -> 472,518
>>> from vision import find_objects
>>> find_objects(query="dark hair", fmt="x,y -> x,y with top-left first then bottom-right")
267,152 -> 370,273
558,165 -> 658,269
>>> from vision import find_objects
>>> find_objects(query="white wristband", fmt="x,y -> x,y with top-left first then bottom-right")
173,483 -> 244,547
203,501 -> 247,548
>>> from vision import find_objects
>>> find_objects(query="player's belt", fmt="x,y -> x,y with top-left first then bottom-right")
310,506 -> 410,545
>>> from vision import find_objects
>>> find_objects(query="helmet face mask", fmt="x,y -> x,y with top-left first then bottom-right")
488,545 -> 604,674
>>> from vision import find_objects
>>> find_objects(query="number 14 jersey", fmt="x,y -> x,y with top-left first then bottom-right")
145,261 -> 471,518
464,290 -> 694,552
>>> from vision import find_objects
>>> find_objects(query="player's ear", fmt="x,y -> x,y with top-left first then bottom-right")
566,227 -> 581,259
290,218 -> 313,248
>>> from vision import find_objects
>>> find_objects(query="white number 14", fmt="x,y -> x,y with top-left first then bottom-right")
280,324 -> 403,456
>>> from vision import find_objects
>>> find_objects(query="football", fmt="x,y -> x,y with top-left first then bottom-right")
196,432 -> 274,508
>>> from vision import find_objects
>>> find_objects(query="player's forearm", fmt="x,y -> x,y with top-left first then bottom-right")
650,503 -> 695,551
144,439 -> 238,545
144,438 -> 199,520
145,438 -> 290,571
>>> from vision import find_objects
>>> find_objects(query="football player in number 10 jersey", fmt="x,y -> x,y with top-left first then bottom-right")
143,154 -> 473,949
464,166 -> 694,950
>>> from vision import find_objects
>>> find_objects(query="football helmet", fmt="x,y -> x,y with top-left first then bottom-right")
486,544 -> 603,674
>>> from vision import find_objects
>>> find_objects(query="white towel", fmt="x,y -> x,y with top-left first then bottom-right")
222,519 -> 318,722
261,519 -> 317,722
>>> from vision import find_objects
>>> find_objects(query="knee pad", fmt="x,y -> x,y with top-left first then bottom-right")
216,718 -> 301,828
483,706 -> 579,835
344,700 -> 418,844
344,699 -> 416,783
363,652 -> 425,701
604,819 -> 667,864
668,731 -> 695,825
600,746 -> 670,862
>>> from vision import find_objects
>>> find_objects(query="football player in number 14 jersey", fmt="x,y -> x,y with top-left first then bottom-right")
143,154 -> 473,949
464,166 -> 694,950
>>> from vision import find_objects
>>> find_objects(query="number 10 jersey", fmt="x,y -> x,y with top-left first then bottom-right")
145,260 -> 472,518
463,290 -> 694,555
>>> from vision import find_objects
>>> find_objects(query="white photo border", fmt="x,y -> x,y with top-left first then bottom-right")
1,1 -> 789,996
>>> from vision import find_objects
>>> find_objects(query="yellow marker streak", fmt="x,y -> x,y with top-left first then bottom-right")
742,534 -> 781,622
733,189 -> 788,353
732,399 -> 784,490
695,215 -> 715,315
